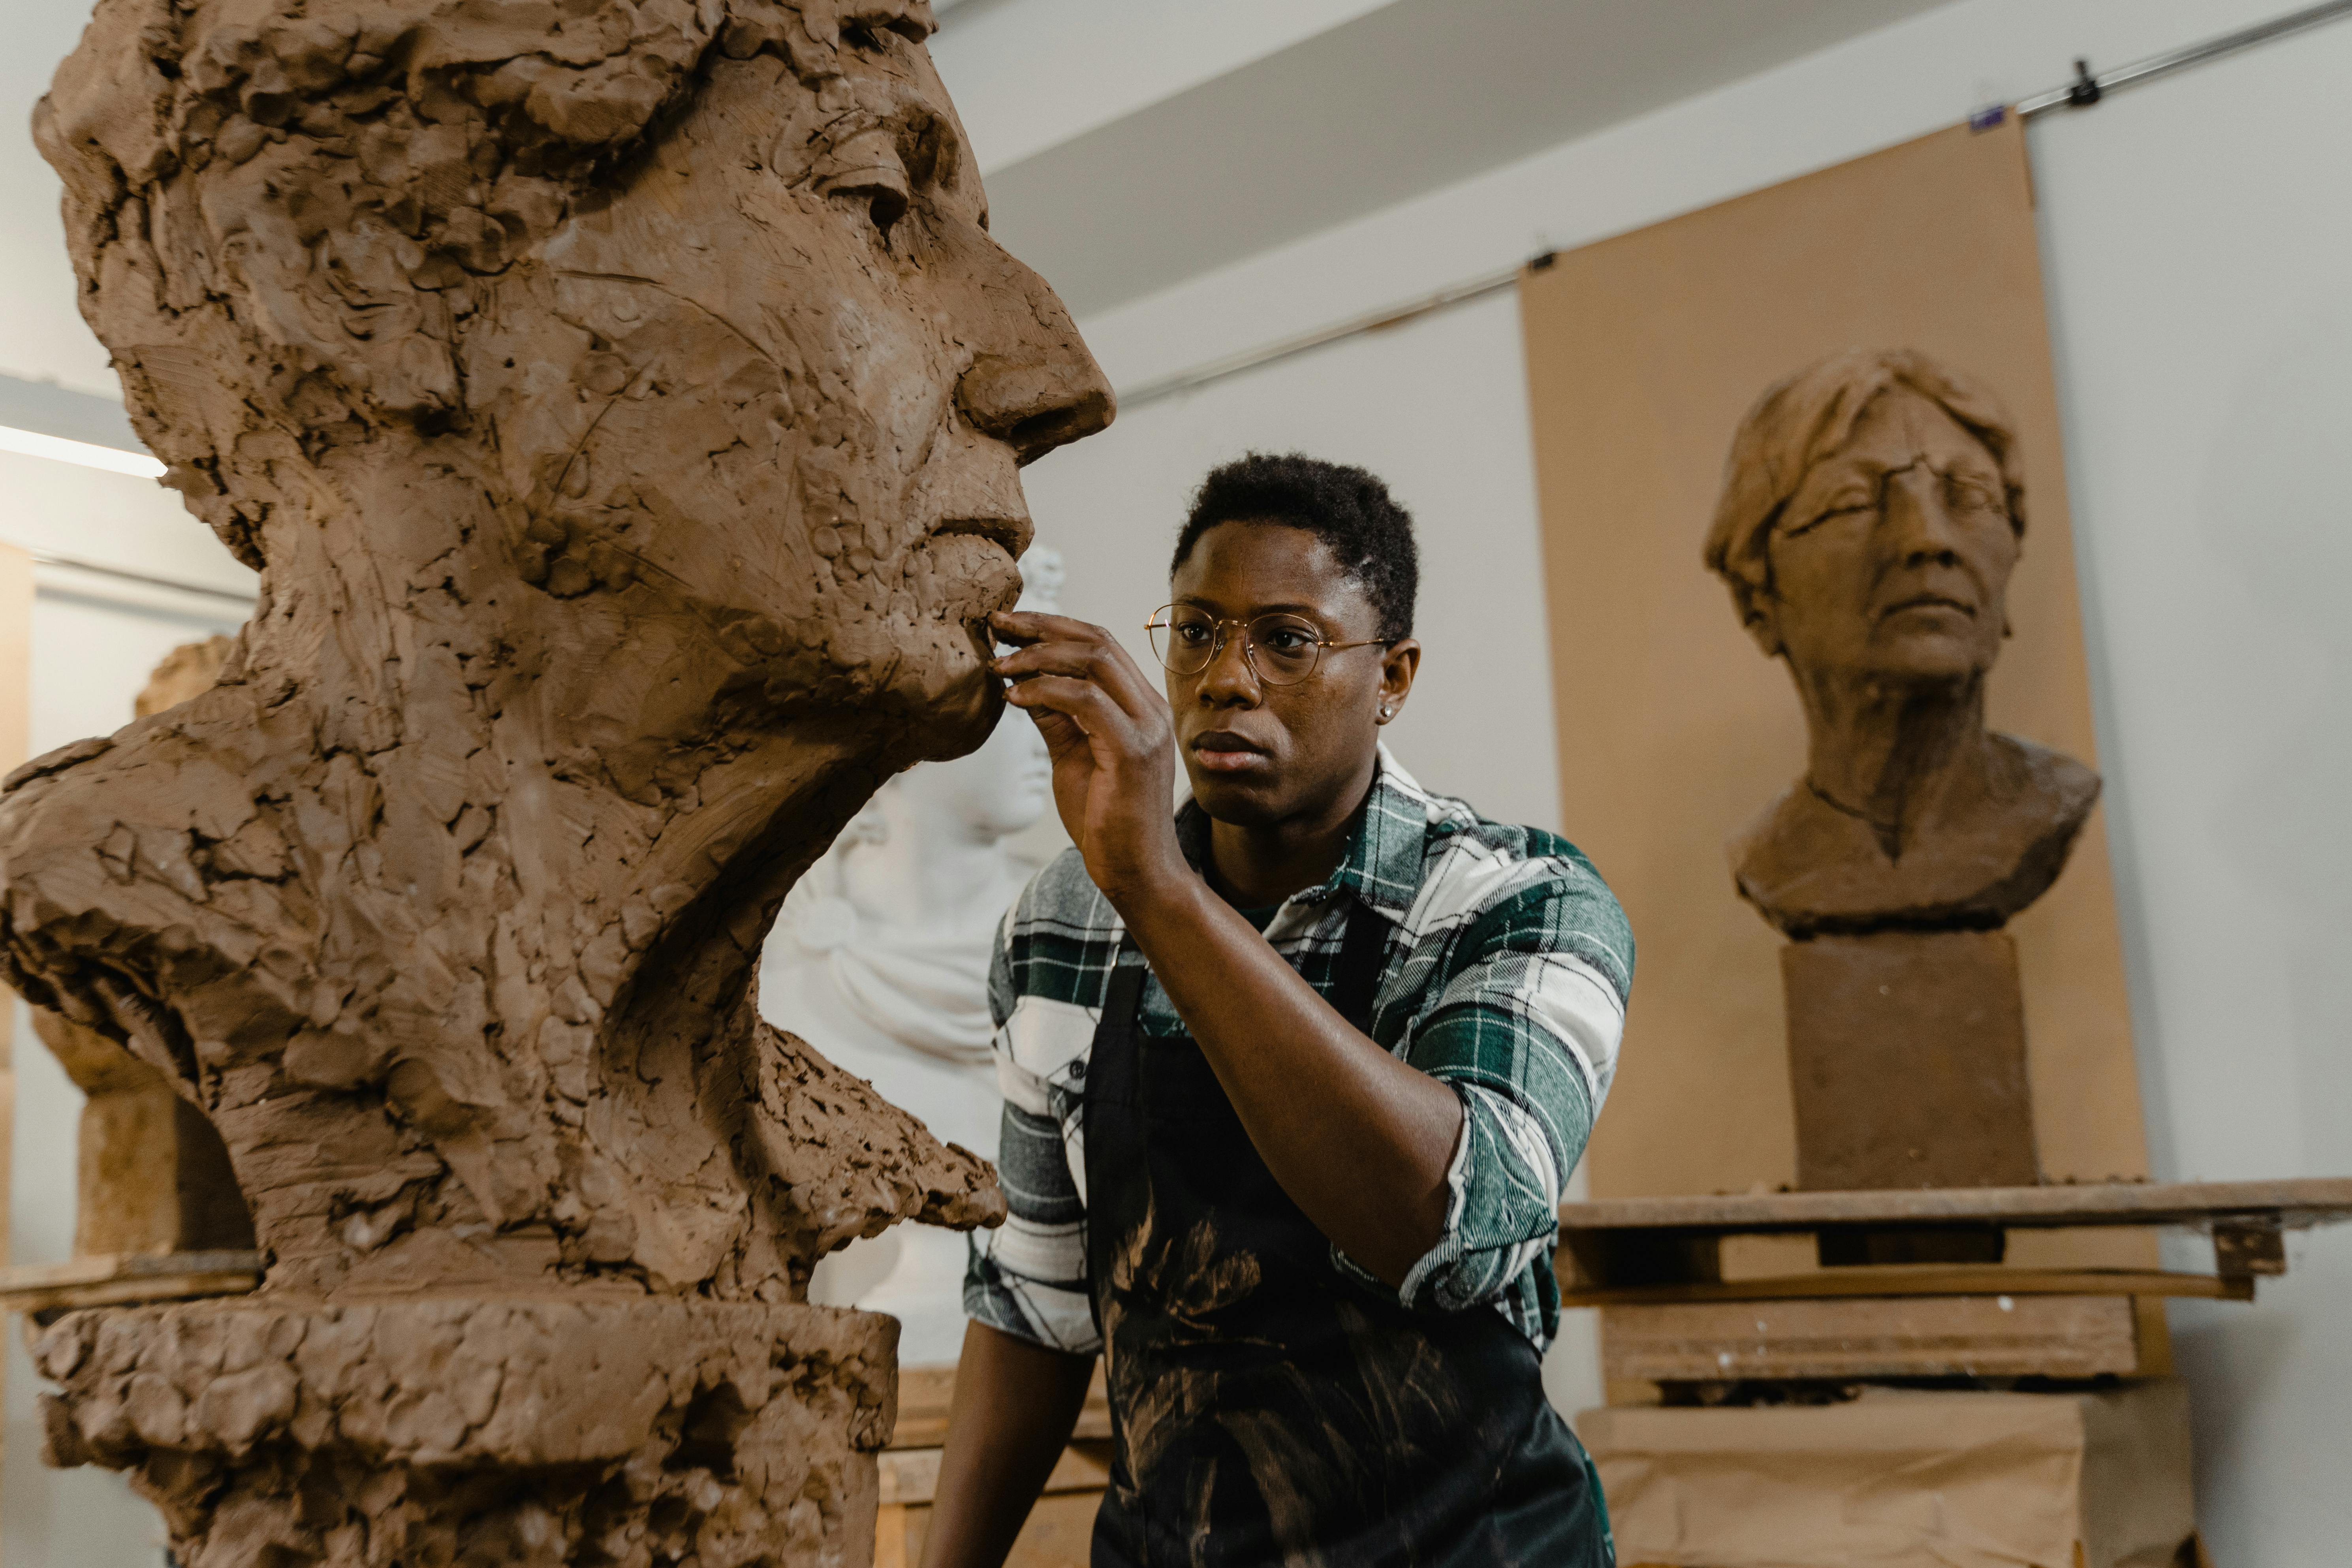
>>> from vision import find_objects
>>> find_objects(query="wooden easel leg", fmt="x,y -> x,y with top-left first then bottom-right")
874,1502 -> 910,1568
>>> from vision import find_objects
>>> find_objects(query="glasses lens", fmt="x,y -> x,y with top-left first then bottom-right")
1151,605 -> 1218,673
1247,615 -> 1323,684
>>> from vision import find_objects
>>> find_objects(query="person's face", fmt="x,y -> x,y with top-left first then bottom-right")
1757,389 -> 2018,690
469,28 -> 1110,755
1167,522 -> 1419,829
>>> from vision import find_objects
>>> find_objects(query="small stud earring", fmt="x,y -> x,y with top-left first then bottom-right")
1378,705 -> 1392,721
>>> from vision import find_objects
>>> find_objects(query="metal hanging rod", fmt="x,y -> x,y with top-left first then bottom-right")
32,551 -> 257,608
1115,0 -> 2352,414
2014,0 -> 2352,117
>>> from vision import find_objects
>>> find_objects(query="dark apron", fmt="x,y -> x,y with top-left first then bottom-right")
1081,900 -> 1613,1568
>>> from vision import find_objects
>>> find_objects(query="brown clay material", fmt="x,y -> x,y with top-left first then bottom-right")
34,638 -> 255,1260
1781,931 -> 2039,1191
1705,350 -> 2100,941
13,1 -> 1109,1559
33,1297 -> 899,1567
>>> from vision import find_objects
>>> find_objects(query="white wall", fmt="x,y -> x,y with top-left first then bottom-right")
2031,29 -> 2352,1556
929,0 -> 1397,172
0,0 -> 112,394
1021,1 -> 2352,1560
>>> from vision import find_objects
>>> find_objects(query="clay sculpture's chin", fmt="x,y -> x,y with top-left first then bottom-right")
882,534 -> 1027,760
901,621 -> 1009,762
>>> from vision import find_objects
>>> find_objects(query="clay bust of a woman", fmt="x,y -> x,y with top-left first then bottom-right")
1703,350 -> 2099,939
8,0 -> 1111,1299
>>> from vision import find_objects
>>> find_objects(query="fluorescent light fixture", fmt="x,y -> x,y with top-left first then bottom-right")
0,423 -> 166,479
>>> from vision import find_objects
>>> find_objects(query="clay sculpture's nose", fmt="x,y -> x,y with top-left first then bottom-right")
958,347 -> 1115,466
1883,465 -> 1966,569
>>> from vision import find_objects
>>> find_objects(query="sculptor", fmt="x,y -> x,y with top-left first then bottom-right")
1704,349 -> 2099,938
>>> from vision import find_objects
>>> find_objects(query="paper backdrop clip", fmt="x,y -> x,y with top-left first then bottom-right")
2066,57 -> 2104,107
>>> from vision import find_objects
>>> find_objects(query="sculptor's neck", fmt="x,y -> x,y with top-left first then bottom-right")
1796,668 -> 1993,856
848,790 -> 1019,931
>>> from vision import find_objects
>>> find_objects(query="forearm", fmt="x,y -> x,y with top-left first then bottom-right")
1117,870 -> 1461,1285
920,1322 -> 1095,1568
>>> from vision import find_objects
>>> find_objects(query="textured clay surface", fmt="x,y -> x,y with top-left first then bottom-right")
1704,350 -> 2098,941
34,637 -> 254,1259
13,0 -> 1109,1558
35,1296 -> 898,1567
1781,930 -> 2039,1191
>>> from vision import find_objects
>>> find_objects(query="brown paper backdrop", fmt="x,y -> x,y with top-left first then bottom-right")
1520,120 -> 2148,1218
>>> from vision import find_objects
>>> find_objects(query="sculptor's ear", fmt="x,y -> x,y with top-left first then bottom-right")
1377,638 -> 1422,723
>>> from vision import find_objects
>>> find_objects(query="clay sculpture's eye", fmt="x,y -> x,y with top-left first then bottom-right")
1943,471 -> 2006,517
1784,488 -> 1875,538
817,126 -> 912,238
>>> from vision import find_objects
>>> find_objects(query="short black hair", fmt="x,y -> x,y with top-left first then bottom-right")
1171,453 -> 1419,641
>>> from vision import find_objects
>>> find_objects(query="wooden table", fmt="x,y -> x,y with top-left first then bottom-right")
1556,1178 -> 2352,1383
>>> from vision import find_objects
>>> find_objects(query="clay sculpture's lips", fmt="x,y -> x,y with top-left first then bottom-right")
1190,728 -> 1271,774
930,515 -> 1033,654
931,515 -> 1033,561
1880,591 -> 1975,619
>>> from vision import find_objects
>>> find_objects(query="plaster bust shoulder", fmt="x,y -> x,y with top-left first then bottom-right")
1730,731 -> 2100,938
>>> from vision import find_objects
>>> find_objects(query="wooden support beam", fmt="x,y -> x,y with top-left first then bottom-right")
1559,1177 -> 2352,1237
1601,1294 -> 2144,1383
1561,1263 -> 2252,1308
0,1250 -> 263,1316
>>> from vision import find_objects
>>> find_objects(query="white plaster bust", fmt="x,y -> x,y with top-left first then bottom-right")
758,548 -> 1063,1362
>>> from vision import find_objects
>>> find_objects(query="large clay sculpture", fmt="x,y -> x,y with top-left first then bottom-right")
11,1 -> 1110,1562
1705,350 -> 2095,1194
761,548 -> 1062,1364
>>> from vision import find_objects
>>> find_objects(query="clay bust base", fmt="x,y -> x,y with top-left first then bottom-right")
36,1296 -> 897,1568
1782,931 -> 2040,1192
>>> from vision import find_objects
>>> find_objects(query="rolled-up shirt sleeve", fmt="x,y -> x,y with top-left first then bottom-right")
963,905 -> 1103,1355
1381,869 -> 1631,1318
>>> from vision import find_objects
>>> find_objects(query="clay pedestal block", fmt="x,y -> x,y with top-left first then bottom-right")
1782,931 -> 2039,1192
33,1296 -> 897,1568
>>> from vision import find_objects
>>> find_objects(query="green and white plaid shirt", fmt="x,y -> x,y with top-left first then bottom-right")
964,747 -> 1633,1354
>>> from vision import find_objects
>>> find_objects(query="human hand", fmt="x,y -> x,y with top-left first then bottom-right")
988,611 -> 1187,908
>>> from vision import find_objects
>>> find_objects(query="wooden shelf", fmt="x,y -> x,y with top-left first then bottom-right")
1562,1263 -> 2252,1309
0,1250 -> 263,1315
1558,1177 -> 2352,1235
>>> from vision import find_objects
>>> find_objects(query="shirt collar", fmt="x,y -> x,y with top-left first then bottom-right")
1173,743 -> 1430,924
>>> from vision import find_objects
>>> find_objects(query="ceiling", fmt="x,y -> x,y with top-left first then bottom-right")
979,0 -> 1956,318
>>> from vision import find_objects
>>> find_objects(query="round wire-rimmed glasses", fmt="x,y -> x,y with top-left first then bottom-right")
1145,603 -> 1390,686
